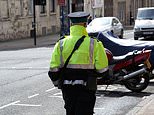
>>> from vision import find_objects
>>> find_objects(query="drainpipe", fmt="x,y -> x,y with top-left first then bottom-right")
60,5 -> 64,36
33,0 -> 36,46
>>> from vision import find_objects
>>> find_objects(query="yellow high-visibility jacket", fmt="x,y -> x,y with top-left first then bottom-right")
48,25 -> 108,87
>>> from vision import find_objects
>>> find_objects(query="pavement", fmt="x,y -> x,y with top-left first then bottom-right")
127,91 -> 154,115
0,25 -> 134,51
0,33 -> 154,115
0,34 -> 59,51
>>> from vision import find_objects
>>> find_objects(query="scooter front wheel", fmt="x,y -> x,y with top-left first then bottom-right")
123,72 -> 150,92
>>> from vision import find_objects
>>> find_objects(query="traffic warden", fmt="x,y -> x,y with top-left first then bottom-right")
48,12 -> 108,115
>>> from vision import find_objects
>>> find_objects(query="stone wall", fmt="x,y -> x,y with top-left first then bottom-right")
0,0 -> 60,41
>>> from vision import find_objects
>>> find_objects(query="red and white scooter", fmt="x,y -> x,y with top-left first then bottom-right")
97,48 -> 152,92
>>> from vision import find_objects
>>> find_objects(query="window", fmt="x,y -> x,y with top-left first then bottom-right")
151,0 -> 154,6
40,5 -> 46,14
16,0 -> 23,16
50,0 -> 55,12
118,2 -> 125,22
1,0 -> 9,18
28,0 -> 33,15
137,9 -> 154,19
72,0 -> 84,12
20,0 -> 24,16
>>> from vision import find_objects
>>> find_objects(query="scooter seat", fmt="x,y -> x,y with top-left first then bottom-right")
110,51 -> 135,65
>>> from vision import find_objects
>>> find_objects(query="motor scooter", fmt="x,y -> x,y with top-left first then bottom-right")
97,48 -> 152,92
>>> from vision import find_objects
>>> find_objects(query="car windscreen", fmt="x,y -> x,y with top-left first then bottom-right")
89,18 -> 110,26
137,9 -> 154,19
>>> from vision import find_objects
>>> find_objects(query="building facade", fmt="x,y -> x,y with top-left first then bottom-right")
0,0 -> 60,41
85,0 -> 154,26
84,0 -> 104,18
129,0 -> 154,20
1,0 -> 154,41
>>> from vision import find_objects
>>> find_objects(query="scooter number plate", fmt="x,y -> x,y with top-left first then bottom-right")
145,60 -> 151,69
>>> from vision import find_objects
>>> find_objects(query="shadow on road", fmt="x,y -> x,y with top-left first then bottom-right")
149,81 -> 154,86
139,37 -> 154,41
96,90 -> 152,98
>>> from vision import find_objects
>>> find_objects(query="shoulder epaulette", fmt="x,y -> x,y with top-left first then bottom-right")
90,36 -> 100,42
60,35 -> 65,40
88,32 -> 101,42
57,36 -> 65,42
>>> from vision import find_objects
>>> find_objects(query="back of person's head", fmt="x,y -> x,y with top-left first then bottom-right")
68,12 -> 90,27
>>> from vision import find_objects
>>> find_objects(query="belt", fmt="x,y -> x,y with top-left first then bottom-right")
63,80 -> 87,86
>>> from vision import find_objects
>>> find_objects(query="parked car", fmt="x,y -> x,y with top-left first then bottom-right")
86,17 -> 124,38
134,7 -> 154,40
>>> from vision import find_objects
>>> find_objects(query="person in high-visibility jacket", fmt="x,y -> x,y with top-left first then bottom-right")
48,12 -> 108,115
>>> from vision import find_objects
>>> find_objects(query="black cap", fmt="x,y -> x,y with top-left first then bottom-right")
68,12 -> 90,23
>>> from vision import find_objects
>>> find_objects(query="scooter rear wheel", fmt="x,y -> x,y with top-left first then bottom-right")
123,72 -> 150,92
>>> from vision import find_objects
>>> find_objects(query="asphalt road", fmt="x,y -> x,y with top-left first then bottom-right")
123,30 -> 134,39
0,30 -> 154,115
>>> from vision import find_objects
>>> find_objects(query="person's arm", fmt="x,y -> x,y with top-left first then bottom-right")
94,40 -> 108,74
48,42 -> 61,85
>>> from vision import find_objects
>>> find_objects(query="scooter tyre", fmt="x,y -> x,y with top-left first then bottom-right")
123,72 -> 150,92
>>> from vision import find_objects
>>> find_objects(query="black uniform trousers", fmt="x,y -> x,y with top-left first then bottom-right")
62,85 -> 96,115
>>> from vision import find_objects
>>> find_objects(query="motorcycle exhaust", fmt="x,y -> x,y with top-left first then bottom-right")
122,68 -> 148,80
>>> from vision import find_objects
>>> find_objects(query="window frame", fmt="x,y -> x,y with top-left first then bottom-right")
50,0 -> 55,13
